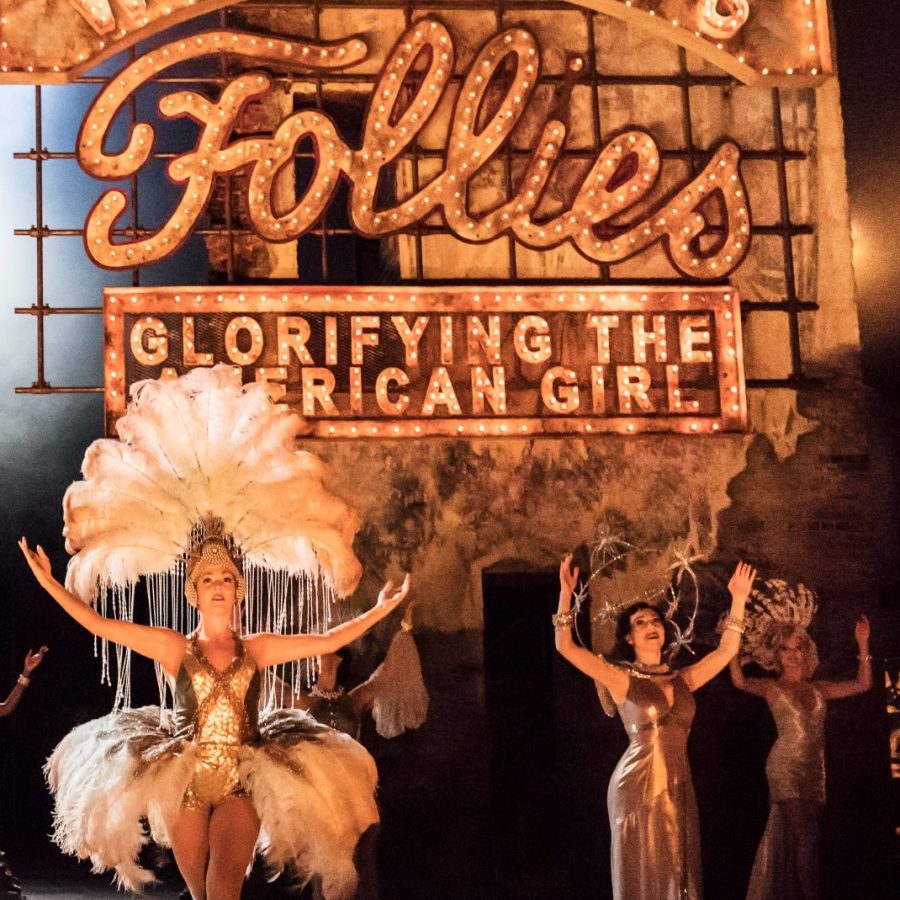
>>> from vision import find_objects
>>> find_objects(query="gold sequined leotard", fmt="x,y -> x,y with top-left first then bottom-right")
172,634 -> 261,809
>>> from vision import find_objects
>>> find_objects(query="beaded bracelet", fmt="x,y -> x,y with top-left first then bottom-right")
16,674 -> 30,687
552,611 -> 575,629
722,616 -> 745,635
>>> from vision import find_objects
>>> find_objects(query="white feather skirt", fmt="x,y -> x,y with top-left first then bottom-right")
45,707 -> 379,897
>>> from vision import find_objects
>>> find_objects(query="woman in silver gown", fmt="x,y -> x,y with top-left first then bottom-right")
554,554 -> 756,900
729,618 -> 871,900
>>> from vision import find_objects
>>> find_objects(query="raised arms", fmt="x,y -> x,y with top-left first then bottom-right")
729,654 -> 769,697
245,574 -> 411,668
349,600 -> 417,714
19,539 -> 185,677
682,561 -> 756,692
554,554 -> 630,705
0,646 -> 48,718
818,615 -> 873,701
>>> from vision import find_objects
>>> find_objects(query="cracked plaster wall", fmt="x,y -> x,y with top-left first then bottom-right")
274,11 -> 887,656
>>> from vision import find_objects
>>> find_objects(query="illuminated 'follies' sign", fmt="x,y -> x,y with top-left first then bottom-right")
105,286 -> 747,439
81,18 -> 750,279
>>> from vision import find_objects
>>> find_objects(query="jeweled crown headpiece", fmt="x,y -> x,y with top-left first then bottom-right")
184,519 -> 245,607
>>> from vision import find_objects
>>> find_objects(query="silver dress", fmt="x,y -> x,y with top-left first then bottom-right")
746,681 -> 826,900
608,672 -> 701,900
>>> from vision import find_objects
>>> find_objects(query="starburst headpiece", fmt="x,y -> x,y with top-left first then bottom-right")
570,520 -> 708,661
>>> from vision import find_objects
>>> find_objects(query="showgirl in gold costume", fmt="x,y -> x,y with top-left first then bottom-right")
16,366 -> 410,900
20,535 -> 408,900
554,553 -> 756,900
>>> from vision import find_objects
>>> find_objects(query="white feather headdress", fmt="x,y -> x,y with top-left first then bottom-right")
738,578 -> 818,670
62,365 -> 362,707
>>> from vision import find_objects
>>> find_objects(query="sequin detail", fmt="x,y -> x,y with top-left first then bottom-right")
180,635 -> 259,809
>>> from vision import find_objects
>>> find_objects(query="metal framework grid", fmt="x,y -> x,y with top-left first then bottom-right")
12,0 -> 816,396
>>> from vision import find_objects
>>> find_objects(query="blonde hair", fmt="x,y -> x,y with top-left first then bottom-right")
769,624 -> 819,678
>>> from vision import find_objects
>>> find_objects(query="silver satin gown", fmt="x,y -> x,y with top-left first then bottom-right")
608,672 -> 701,900
746,681 -> 826,900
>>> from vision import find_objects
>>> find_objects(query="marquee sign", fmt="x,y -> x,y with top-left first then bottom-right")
0,1 -> 833,85
105,285 -> 747,438
81,19 -> 751,280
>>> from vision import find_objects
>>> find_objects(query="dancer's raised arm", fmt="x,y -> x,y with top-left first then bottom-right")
350,599 -> 418,713
818,615 -> 873,700
729,654 -> 769,697
246,574 -> 410,668
0,645 -> 48,718
19,539 -> 184,675
554,554 -> 630,704
682,561 -> 756,691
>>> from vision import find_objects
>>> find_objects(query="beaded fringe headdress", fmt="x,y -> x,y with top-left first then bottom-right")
62,365 -> 363,711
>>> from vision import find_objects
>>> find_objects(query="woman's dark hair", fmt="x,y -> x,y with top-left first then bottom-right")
611,602 -> 670,662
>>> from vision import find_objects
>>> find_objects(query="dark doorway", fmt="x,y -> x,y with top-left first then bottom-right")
482,567 -> 613,899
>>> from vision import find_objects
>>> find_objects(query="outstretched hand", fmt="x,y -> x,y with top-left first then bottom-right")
854,614 -> 870,649
727,561 -> 756,603
377,573 -> 411,612
23,645 -> 48,675
18,538 -> 56,587
559,553 -> 580,598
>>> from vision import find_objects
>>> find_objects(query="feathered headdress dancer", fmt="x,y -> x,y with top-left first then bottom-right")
736,577 -> 818,671
570,520 -> 707,661
62,365 -> 362,709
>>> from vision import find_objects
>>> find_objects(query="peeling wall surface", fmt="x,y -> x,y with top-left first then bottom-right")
238,4 -> 887,643
283,7 -> 890,894
0,2 -> 896,898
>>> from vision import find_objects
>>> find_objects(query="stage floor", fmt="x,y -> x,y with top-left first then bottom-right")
13,854 -> 323,899
14,866 -> 182,899
21,886 -> 180,899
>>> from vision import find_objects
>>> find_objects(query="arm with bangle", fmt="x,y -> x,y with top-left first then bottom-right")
818,615 -> 873,700
554,553 -> 630,705
682,561 -> 756,692
0,645 -> 48,718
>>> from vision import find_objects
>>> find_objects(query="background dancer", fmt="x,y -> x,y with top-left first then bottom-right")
554,553 -> 755,900
0,646 -> 47,898
730,616 -> 872,900
280,601 -> 427,900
